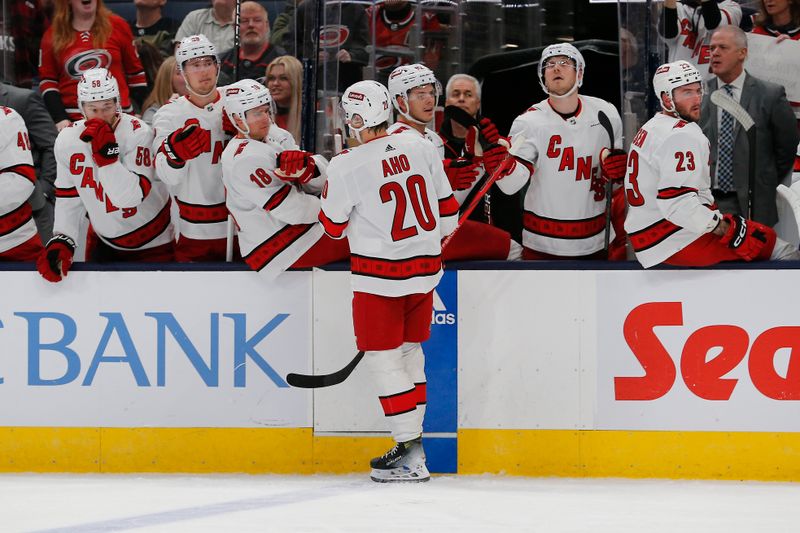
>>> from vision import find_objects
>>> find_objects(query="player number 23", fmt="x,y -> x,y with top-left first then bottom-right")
380,174 -> 437,242
674,151 -> 695,172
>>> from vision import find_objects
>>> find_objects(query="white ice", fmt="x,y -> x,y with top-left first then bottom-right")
2,474 -> 799,532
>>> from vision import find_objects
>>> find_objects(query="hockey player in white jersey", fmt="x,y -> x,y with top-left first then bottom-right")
624,60 -> 799,267
37,68 -> 174,282
386,63 -> 520,261
0,106 -> 44,261
659,0 -> 742,82
220,79 -> 348,279
320,80 -> 459,483
152,34 -> 234,262
496,43 -> 628,260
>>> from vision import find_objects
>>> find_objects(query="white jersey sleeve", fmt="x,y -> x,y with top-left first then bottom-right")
53,127 -> 89,242
0,106 -> 39,252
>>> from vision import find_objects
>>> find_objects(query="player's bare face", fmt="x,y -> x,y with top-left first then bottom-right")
672,83 -> 703,122
266,65 -> 291,107
71,0 -> 96,17
82,99 -> 117,125
183,57 -> 219,95
244,104 -> 271,140
407,85 -> 436,123
445,79 -> 480,117
543,56 -> 577,96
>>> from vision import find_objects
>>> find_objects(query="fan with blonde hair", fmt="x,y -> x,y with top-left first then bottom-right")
265,55 -> 303,143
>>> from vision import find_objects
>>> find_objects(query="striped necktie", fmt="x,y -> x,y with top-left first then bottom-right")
717,84 -> 735,193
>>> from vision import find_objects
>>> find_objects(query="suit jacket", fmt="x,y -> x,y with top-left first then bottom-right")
0,83 -> 58,210
700,72 -> 799,226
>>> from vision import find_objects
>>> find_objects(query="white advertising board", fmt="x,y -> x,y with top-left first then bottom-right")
746,33 -> 800,114
596,269 -> 800,431
0,271 -> 312,428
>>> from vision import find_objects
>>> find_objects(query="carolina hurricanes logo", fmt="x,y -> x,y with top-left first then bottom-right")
65,49 -> 112,79
316,25 -> 350,48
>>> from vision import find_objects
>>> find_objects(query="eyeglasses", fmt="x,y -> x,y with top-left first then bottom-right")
184,58 -> 217,72
543,60 -> 576,70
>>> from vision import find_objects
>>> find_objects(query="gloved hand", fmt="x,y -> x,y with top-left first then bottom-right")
36,234 -> 76,283
483,142 -> 509,175
160,118 -> 211,166
719,214 -> 770,261
479,117 -> 500,144
80,118 -> 119,167
443,158 -> 480,191
221,108 -> 238,136
600,148 -> 628,183
275,150 -> 317,184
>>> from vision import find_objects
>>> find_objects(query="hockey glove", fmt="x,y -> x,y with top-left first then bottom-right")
483,142 -> 509,175
719,214 -> 770,261
161,118 -> 211,167
443,158 -> 480,191
600,148 -> 628,183
221,107 -> 238,136
80,118 -> 119,167
36,234 -> 76,283
275,150 -> 317,184
479,117 -> 501,145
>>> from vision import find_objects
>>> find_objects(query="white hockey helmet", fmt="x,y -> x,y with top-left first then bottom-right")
224,79 -> 274,137
537,42 -> 585,98
175,34 -> 219,97
76,67 -> 121,117
341,80 -> 391,143
387,63 -> 441,124
652,60 -> 703,113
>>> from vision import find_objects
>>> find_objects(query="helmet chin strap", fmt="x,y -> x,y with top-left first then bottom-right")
183,69 -> 219,99
397,96 -> 427,126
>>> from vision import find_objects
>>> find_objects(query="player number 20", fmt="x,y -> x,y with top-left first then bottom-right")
380,174 -> 436,241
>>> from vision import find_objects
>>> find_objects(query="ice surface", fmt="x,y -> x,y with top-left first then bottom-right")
2,474 -> 799,532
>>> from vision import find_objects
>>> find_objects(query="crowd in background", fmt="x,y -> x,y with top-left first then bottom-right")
0,0 -> 798,267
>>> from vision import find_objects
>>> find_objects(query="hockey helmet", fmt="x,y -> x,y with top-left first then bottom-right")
76,68 -> 121,117
175,34 -> 218,71
340,80 -> 392,143
387,63 -> 441,124
224,79 -> 274,136
537,42 -> 585,98
652,60 -> 703,113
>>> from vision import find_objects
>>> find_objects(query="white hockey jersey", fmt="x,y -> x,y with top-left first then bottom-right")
320,133 -> 458,297
53,114 -> 174,250
662,0 -> 742,82
0,106 -> 39,253
221,134 -> 325,280
497,96 -> 622,256
624,112 -> 723,268
152,91 -> 229,241
388,121 -> 483,206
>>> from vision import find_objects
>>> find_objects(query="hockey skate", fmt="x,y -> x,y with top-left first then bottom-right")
370,437 -> 430,483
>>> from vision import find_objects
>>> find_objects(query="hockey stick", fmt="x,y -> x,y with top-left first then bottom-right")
710,89 -> 757,219
286,135 -> 526,389
225,0 -> 243,262
597,110 -> 615,254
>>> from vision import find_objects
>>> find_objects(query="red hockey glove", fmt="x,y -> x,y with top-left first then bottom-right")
221,107 -> 238,136
36,234 -> 76,283
719,214 -> 771,261
161,118 -> 211,166
275,150 -> 317,184
443,158 -> 480,191
80,118 -> 119,167
479,117 -> 501,145
600,148 -> 628,183
483,142 -> 509,175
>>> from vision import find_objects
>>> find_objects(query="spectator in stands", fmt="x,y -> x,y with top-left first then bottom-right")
658,0 -> 742,82
0,82 -> 59,243
752,0 -> 800,40
129,0 -> 179,56
0,0 -> 48,89
265,55 -> 302,143
174,0 -> 236,54
39,0 -> 148,131
270,0 -> 295,50
136,40 -> 165,92
140,56 -> 187,125
700,25 -> 798,226
218,1 -> 286,84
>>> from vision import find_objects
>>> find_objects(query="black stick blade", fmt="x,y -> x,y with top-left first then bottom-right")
597,110 -> 615,150
286,351 -> 365,389
444,105 -> 480,129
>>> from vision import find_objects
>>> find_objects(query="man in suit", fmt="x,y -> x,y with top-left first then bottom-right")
0,82 -> 58,242
700,25 -> 798,226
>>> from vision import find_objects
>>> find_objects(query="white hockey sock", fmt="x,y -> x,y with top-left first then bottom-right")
401,342 -> 427,433
364,348 -> 421,443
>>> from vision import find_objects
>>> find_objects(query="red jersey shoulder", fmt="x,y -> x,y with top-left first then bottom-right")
391,125 -> 411,135
0,105 -> 12,115
673,119 -> 689,129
